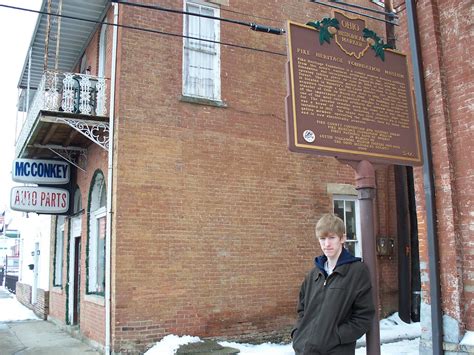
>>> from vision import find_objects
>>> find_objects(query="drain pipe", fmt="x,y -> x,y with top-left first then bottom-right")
105,2 -> 119,354
405,1 -> 443,354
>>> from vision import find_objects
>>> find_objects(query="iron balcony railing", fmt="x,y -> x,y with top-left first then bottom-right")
16,70 -> 108,157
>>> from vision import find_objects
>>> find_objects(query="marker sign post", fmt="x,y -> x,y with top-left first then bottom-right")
285,11 -> 423,355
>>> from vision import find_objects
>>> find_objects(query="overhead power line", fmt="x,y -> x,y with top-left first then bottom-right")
309,0 -> 399,26
0,3 -> 286,57
112,0 -> 286,35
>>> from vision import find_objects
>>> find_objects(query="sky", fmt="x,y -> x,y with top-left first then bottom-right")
0,0 -> 42,214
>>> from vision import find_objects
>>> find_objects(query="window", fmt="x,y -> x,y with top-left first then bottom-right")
73,187 -> 82,214
98,24 -> 108,78
183,1 -> 220,100
87,171 -> 106,295
53,215 -> 66,286
333,196 -> 362,257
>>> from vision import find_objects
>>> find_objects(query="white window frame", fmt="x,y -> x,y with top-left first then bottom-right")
333,195 -> 362,257
53,217 -> 65,286
182,0 -> 221,101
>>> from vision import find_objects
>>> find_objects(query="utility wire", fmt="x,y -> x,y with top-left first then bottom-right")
0,3 -> 286,57
309,0 -> 399,26
219,7 -> 279,24
328,0 -> 398,18
112,0 -> 285,35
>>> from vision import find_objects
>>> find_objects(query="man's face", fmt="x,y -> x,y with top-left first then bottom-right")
318,233 -> 345,259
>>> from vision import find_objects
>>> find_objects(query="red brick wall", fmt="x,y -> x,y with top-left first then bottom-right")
16,282 -> 49,320
48,215 -> 68,322
75,144 -> 108,346
396,0 -> 473,338
48,142 -> 108,346
109,1 -> 399,352
376,167 -> 399,317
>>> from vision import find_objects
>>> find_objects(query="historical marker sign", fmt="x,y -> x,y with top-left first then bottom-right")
286,11 -> 422,166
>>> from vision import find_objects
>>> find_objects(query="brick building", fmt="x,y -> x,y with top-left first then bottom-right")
395,0 -> 473,353
13,0 -> 470,353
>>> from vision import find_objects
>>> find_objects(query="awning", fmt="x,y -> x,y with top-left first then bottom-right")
18,0 -> 110,92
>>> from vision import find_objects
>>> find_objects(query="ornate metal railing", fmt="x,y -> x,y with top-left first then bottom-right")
16,71 -> 108,157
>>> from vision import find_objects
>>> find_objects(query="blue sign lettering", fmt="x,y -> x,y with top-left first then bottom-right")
12,159 -> 70,184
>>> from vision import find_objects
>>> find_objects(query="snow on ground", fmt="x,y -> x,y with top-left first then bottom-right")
144,335 -> 202,355
460,331 -> 474,346
0,286 -> 39,322
357,312 -> 420,347
357,338 -> 419,354
145,313 -> 421,355
0,285 -> 423,354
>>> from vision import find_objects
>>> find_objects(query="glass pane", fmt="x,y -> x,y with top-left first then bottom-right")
345,200 -> 356,241
100,184 -> 107,208
345,242 -> 356,256
333,200 -> 344,221
73,187 -> 82,213
97,217 -> 106,293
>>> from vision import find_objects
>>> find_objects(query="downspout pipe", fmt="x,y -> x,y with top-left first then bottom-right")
405,1 -> 443,354
105,2 -> 119,354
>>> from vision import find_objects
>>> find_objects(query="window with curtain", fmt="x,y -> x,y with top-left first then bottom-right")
183,1 -> 220,100
87,171 -> 106,295
53,215 -> 66,286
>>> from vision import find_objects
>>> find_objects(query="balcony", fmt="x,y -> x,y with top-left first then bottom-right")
16,71 -> 109,168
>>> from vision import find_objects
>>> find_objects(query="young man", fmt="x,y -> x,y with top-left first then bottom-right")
292,214 -> 375,355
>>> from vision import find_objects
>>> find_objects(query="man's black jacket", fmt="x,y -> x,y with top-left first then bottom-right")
292,248 -> 375,355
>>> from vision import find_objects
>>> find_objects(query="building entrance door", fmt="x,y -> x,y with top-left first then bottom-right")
73,236 -> 81,325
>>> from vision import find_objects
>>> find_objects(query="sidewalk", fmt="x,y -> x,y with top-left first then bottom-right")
1,286 -> 421,355
0,288 -> 101,355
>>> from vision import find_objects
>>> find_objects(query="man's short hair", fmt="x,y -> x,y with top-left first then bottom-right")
315,213 -> 345,238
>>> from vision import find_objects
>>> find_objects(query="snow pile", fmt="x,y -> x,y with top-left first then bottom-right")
145,335 -> 201,355
146,335 -> 420,355
0,287 -> 39,322
218,341 -> 295,355
357,312 -> 421,346
357,338 -> 419,354
144,313 -> 421,355
460,331 -> 474,346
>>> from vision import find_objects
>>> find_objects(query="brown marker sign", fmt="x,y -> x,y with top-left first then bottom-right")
285,11 -> 422,166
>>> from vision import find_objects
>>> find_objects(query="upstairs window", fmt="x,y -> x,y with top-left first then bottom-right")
183,1 -> 221,100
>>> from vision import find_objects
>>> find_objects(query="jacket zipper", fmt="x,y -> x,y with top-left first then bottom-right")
323,273 -> 335,287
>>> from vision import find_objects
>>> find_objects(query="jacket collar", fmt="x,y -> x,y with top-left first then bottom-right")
314,248 -> 361,279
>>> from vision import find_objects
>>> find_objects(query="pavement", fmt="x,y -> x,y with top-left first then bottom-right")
0,288 -> 101,355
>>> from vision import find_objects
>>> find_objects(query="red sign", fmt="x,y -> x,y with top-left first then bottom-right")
10,186 -> 69,214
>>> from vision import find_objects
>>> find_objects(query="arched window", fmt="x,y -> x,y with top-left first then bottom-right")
87,170 -> 106,295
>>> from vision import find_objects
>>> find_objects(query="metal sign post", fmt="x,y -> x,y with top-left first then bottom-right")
344,159 -> 380,355
285,10 -> 423,355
